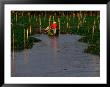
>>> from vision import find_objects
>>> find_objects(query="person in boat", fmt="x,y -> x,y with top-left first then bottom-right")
50,21 -> 57,35
45,21 -> 58,35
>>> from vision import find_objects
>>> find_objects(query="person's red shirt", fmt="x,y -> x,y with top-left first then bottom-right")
50,23 -> 57,29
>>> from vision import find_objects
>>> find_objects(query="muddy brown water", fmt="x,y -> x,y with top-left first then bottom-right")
11,34 -> 100,77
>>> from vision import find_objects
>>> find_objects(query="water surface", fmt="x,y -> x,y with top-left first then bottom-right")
11,34 -> 100,77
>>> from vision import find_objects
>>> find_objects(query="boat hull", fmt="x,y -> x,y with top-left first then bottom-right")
48,29 -> 59,36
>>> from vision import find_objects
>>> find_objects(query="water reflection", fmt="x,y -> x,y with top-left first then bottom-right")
11,51 -> 16,76
50,36 -> 58,49
24,49 -> 29,64
11,34 -> 100,77
49,36 -> 59,64
12,49 -> 30,76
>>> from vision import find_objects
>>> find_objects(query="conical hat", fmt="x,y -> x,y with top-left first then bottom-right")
53,21 -> 56,23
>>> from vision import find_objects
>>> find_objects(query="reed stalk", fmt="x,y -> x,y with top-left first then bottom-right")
29,25 -> 32,35
28,12 -> 31,23
58,17 -> 60,35
22,12 -> 23,17
16,12 -> 17,22
24,28 -> 25,48
39,15 -> 41,33
92,19 -> 96,40
27,28 -> 29,40
49,16 -> 51,26
53,16 -> 54,22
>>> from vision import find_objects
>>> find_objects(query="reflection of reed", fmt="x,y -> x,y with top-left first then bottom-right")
12,53 -> 16,76
12,30 -> 14,60
12,31 -> 16,76
24,49 -> 29,64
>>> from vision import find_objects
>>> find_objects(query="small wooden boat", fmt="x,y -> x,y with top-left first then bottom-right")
47,29 -> 59,36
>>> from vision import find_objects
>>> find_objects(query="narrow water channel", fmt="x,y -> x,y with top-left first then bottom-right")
11,34 -> 100,77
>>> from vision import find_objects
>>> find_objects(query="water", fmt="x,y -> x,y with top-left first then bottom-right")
11,34 -> 100,77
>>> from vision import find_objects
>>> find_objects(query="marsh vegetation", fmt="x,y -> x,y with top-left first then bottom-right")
11,11 -> 100,55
